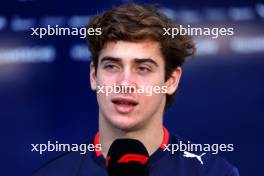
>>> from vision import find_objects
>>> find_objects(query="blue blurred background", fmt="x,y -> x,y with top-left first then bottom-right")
0,0 -> 263,175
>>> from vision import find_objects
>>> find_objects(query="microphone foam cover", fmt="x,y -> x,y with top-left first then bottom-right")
106,138 -> 150,176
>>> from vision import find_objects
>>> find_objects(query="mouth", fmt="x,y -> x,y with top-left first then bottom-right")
111,97 -> 138,113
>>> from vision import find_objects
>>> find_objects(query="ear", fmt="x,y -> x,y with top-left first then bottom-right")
90,62 -> 97,91
165,67 -> 182,95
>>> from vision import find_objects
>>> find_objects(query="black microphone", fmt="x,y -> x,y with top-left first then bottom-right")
106,139 -> 150,176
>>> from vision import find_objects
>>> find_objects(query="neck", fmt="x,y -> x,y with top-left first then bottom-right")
98,113 -> 164,158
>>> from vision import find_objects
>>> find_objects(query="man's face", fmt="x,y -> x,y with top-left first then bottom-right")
90,40 -> 181,131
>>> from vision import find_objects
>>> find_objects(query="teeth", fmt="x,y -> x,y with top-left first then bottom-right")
112,100 -> 136,106
117,101 -> 132,105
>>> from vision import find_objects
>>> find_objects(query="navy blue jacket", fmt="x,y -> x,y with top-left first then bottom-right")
33,128 -> 239,176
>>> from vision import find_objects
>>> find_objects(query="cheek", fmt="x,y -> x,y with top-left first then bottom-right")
136,76 -> 166,95
96,92 -> 113,113
139,88 -> 165,106
96,72 -> 116,86
137,68 -> 165,85
137,94 -> 165,117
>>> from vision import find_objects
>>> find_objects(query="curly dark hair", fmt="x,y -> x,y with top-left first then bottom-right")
86,3 -> 195,109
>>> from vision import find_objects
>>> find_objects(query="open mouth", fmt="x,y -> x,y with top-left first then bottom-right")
112,98 -> 138,106
111,97 -> 138,113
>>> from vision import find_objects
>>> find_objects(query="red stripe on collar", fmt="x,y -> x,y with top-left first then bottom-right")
94,132 -> 101,157
160,127 -> 169,150
93,127 -> 170,157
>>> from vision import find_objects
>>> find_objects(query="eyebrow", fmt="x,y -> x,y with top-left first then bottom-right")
99,56 -> 159,67
100,56 -> 121,63
134,58 -> 159,67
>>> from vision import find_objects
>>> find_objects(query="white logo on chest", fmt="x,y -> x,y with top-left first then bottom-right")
183,151 -> 206,165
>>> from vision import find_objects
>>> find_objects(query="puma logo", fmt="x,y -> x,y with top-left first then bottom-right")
183,151 -> 206,165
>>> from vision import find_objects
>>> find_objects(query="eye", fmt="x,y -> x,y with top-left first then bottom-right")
137,66 -> 151,75
103,64 -> 120,72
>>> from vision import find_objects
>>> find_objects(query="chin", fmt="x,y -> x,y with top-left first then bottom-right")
108,116 -> 142,132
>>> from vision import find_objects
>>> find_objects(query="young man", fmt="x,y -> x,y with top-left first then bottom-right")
34,3 -> 239,176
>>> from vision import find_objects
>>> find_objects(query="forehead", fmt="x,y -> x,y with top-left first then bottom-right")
98,40 -> 163,61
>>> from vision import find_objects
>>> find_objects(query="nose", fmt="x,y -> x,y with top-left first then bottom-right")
116,68 -> 137,93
